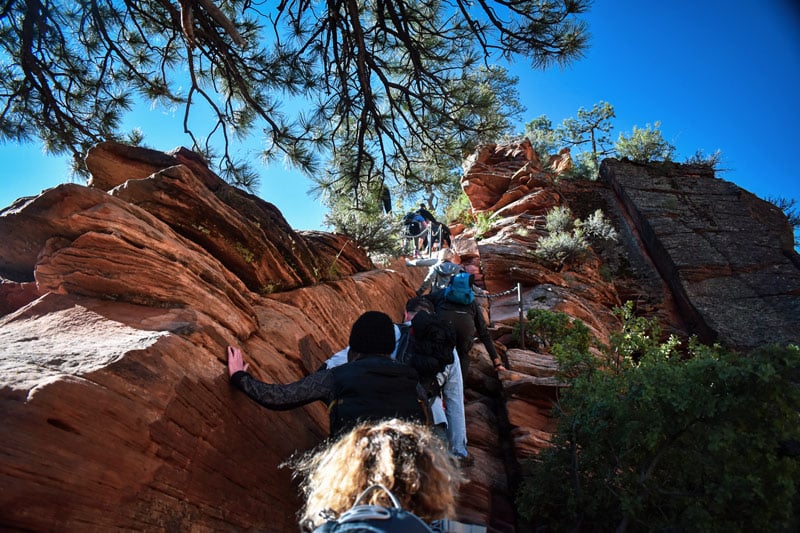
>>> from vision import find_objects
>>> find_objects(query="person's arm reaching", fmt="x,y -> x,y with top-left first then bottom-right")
417,265 -> 437,296
472,305 -> 506,371
227,345 -> 335,410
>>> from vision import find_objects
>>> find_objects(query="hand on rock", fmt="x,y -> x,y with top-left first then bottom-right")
227,345 -> 249,377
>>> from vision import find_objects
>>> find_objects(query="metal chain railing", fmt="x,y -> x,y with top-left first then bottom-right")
474,287 -> 517,299
476,283 -> 527,350
401,222 -> 443,259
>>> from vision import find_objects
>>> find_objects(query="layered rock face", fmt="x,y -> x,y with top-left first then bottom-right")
601,158 -> 800,349
0,143 -> 419,531
1,139 -> 797,532
444,143 -> 799,529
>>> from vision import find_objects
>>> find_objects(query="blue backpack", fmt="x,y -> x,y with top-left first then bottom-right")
444,272 -> 474,305
312,484 -> 433,532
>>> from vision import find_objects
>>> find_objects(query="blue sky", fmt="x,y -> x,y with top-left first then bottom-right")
2,0 -> 799,232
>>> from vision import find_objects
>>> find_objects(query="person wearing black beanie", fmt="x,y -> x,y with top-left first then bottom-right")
347,310 -> 396,359
227,311 -> 427,436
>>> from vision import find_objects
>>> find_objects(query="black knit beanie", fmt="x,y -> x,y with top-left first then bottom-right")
349,311 -> 395,355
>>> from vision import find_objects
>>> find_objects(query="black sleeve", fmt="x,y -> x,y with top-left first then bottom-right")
424,290 -> 444,311
472,302 -> 500,360
230,369 -> 336,411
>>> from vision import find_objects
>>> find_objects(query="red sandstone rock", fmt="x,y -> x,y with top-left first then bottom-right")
494,188 -> 562,218
461,141 -> 542,212
2,139 -> 796,532
0,279 -> 40,316
0,146 -> 409,532
85,141 -> 183,191
547,146 -> 573,175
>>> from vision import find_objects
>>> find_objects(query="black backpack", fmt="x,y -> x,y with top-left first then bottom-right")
312,484 -> 433,532
402,212 -> 424,236
396,312 -> 455,399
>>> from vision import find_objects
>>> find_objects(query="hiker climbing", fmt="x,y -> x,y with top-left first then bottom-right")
416,204 -> 452,250
322,297 -> 469,462
416,203 -> 436,225
417,248 -> 463,296
403,205 -> 452,257
428,220 -> 452,250
399,301 -> 470,463
227,311 -> 427,436
427,272 -> 507,377
402,211 -> 428,257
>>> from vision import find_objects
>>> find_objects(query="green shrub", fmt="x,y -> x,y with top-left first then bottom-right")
569,151 -> 600,180
537,206 -> 617,269
544,205 -> 573,233
445,191 -> 473,225
615,121 -> 676,162
764,195 -> 800,250
598,263 -> 613,282
518,309 -> 584,351
685,148 -> 724,169
324,209 -> 402,258
575,209 -> 618,242
472,211 -> 494,240
516,304 -> 800,531
607,300 -> 671,362
516,309 -> 593,375
535,228 -> 588,267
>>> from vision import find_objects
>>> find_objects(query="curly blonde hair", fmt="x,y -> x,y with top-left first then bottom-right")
288,419 -> 464,530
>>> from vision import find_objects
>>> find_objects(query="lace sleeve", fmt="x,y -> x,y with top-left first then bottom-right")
230,369 -> 336,411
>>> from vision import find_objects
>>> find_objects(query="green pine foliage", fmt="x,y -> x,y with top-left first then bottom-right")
318,166 -> 403,259
1,0 -> 588,193
615,121 -> 676,163
323,207 -> 402,260
522,104 -> 718,180
560,101 -> 616,175
445,192 -> 474,225
524,101 -> 615,180
516,304 -> 800,532
524,115 -> 561,163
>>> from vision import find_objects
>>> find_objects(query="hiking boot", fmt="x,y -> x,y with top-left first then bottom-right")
458,455 -> 474,468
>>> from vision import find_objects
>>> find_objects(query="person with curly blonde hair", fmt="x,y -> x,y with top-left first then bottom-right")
287,418 -> 464,531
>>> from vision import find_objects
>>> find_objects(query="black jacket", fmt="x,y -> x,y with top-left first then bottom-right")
427,290 -> 500,362
231,355 -> 425,435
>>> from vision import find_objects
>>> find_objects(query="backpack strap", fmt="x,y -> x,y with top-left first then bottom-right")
315,484 -> 434,532
352,484 -> 402,508
394,323 -> 412,365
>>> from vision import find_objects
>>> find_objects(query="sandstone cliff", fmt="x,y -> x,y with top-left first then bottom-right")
1,140 -> 797,532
